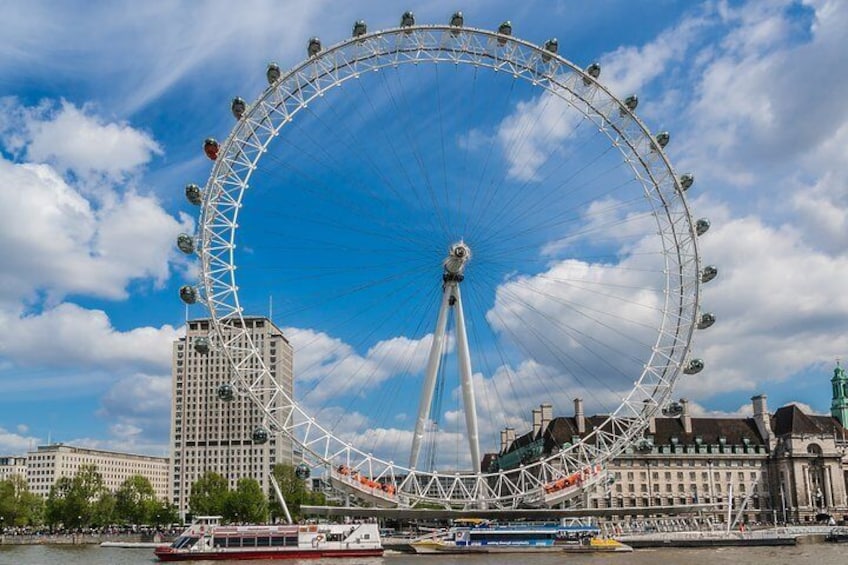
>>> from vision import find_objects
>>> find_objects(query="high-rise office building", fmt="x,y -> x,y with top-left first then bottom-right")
170,317 -> 293,516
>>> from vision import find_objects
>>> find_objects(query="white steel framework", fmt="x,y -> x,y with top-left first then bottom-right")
183,22 -> 709,509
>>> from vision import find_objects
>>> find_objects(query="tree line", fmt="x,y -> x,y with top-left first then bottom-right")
189,464 -> 326,523
0,463 -> 324,530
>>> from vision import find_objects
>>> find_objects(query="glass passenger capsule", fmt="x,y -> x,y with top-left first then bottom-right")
583,62 -> 600,85
542,38 -> 558,62
179,285 -> 198,305
266,62 -> 281,84
684,359 -> 705,375
185,183 -> 202,206
400,11 -> 415,28
295,463 -> 311,480
352,20 -> 367,37
252,427 -> 270,444
662,402 -> 683,417
176,233 -> 194,255
307,37 -> 322,57
450,11 -> 463,28
231,97 -> 246,120
697,312 -> 716,330
217,383 -> 236,402
193,336 -> 210,354
497,21 -> 512,45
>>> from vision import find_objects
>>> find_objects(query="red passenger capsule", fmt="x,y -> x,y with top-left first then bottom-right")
203,138 -> 219,161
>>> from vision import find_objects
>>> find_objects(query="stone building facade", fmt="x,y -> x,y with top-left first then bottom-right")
489,367 -> 848,524
23,444 -> 169,499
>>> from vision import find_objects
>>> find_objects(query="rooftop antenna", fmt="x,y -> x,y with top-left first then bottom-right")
269,295 -> 273,323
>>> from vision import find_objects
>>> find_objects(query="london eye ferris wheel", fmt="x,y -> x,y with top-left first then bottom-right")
176,11 -> 716,509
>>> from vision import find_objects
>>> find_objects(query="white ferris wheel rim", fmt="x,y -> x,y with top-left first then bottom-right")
193,22 -> 703,508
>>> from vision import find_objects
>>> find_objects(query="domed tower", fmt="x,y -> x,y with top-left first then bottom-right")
831,359 -> 848,427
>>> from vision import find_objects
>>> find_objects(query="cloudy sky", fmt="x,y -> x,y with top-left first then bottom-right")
0,0 -> 846,468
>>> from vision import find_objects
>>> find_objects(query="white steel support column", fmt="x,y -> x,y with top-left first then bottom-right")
409,287 -> 452,470
453,285 -> 481,473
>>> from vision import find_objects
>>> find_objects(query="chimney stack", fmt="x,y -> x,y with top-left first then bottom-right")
644,400 -> 656,434
681,398 -> 692,434
532,408 -> 542,437
574,398 -> 585,434
505,427 -> 516,450
540,403 -> 553,437
751,394 -> 775,450
500,429 -> 508,452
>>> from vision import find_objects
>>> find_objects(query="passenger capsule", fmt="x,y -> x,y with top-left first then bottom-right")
497,21 -> 512,45
662,402 -> 683,417
176,233 -> 195,255
252,426 -> 270,444
450,11 -> 464,28
231,97 -> 246,120
624,95 -> 639,111
203,138 -> 219,161
654,131 -> 670,150
636,438 -> 654,453
679,173 -> 695,191
185,183 -> 202,206
307,37 -> 322,57
684,358 -> 705,375
266,62 -> 281,84
217,383 -> 236,402
193,336 -> 210,355
542,38 -> 558,62
700,265 -> 718,283
295,463 -> 311,480
583,62 -> 601,86
179,285 -> 198,305
352,20 -> 367,37
697,312 -> 716,330
400,11 -> 415,28
695,218 -> 711,236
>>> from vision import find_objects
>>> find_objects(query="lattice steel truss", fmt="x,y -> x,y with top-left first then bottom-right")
190,24 -> 704,509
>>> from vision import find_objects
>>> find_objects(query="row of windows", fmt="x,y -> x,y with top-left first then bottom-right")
617,458 -> 763,468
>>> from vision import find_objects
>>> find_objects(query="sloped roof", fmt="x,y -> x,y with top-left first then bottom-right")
773,404 -> 824,435
772,404 -> 848,438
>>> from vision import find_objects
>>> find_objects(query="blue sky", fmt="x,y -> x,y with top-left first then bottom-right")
1,1 -> 847,468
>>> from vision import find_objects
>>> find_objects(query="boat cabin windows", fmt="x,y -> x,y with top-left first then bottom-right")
213,534 -> 298,547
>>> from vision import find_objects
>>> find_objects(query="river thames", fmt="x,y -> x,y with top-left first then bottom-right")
0,544 -> 845,565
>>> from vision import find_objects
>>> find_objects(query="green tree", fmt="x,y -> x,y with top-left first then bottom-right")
115,475 -> 157,525
91,491 -> 116,527
189,471 -> 229,516
224,478 -> 267,524
269,464 -> 326,522
0,474 -> 43,527
44,464 -> 106,529
150,500 -> 180,527
45,476 -> 74,527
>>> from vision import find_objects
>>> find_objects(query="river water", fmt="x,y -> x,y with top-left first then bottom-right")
0,544 -> 845,565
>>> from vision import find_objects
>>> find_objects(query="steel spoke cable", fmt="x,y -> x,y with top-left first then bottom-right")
470,96 -> 595,241
470,267 -> 618,414
380,64 -> 450,239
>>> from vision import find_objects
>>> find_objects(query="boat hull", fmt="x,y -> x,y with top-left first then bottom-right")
411,540 -> 632,554
154,547 -> 384,561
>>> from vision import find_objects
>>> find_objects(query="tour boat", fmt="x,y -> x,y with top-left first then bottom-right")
410,518 -> 632,554
154,516 -> 383,561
